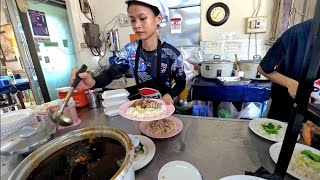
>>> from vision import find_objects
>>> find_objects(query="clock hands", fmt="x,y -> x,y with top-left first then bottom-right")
215,11 -> 221,20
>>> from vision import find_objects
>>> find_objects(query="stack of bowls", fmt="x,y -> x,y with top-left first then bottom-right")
1,109 -> 37,139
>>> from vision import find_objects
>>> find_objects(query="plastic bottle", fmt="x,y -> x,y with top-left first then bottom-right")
6,69 -> 16,84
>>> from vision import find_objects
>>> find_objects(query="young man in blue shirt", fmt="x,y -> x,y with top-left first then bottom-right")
258,20 -> 313,122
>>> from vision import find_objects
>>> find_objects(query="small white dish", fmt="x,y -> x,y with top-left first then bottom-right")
249,118 -> 300,142
132,135 -> 156,171
19,126 -> 37,138
158,161 -> 202,180
128,134 -> 140,148
269,142 -> 320,180
219,175 -> 266,180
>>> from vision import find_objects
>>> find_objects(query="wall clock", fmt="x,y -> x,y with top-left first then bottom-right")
206,2 -> 230,26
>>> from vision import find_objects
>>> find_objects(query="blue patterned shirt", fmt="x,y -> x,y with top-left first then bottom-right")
94,41 -> 186,98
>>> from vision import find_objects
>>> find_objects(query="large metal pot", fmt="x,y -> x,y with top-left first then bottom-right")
9,126 -> 135,180
239,55 -> 267,80
201,56 -> 234,79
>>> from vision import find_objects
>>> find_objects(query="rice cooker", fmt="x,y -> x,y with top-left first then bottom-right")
239,55 -> 267,80
201,56 -> 234,79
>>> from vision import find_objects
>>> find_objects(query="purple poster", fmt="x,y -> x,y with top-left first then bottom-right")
28,10 -> 50,37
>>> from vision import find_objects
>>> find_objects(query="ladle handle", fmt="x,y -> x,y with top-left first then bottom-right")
57,64 -> 88,114
72,64 -> 88,88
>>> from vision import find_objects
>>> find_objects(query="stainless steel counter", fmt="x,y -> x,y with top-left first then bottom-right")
1,107 -> 297,180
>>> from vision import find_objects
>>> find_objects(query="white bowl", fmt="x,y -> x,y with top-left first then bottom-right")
1,109 -> 37,139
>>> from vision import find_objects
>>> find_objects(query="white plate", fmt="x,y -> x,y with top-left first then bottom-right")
132,135 -> 156,171
118,99 -> 175,121
269,142 -> 320,180
158,161 -> 202,180
249,118 -> 300,142
219,175 -> 266,180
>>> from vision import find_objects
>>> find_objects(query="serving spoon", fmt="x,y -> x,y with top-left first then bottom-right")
48,64 -> 88,126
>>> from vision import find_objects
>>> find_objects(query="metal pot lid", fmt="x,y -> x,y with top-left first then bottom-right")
0,121 -> 56,156
202,60 -> 233,64
240,55 -> 262,63
239,60 -> 261,64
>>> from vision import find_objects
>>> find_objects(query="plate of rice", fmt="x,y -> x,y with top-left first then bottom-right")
118,98 -> 175,121
249,118 -> 300,142
140,116 -> 183,139
270,142 -> 320,180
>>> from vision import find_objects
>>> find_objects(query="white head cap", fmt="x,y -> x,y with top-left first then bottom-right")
125,0 -> 169,28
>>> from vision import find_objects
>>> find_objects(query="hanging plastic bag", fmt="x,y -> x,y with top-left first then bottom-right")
217,102 -> 239,119
180,47 -> 202,64
237,102 -> 261,119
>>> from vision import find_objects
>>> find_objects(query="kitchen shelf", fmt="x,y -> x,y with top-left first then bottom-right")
307,103 -> 320,127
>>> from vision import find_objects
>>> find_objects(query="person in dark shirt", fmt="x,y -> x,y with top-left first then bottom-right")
71,0 -> 186,104
258,20 -> 312,122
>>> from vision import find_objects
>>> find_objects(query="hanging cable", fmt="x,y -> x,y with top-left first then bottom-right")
88,4 -> 95,23
98,40 -> 109,67
90,47 -> 100,56
255,33 -> 258,56
248,34 -> 252,59
84,14 -> 94,23
252,0 -> 262,17
55,47 -> 86,55
248,0 -> 261,59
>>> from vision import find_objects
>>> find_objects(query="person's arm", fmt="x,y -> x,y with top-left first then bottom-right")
168,55 -> 186,98
258,65 -> 298,98
92,63 -> 128,88
258,31 -> 299,98
93,43 -> 134,88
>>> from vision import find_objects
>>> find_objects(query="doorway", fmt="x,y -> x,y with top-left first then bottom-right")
27,0 -> 78,100
0,0 -> 39,111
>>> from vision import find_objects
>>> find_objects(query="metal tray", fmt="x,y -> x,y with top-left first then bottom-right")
216,77 -> 251,86
0,121 -> 56,155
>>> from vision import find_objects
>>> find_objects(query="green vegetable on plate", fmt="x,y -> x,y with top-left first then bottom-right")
262,122 -> 282,134
301,150 -> 320,162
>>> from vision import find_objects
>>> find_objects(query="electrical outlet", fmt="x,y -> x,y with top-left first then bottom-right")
80,43 -> 87,48
246,16 -> 268,34
119,15 -> 130,27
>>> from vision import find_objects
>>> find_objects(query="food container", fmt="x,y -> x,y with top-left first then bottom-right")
85,89 -> 101,109
102,99 -> 129,109
56,87 -> 88,108
9,126 -> 135,180
102,89 -> 130,100
302,120 -> 320,149
239,55 -> 267,80
201,55 -> 234,79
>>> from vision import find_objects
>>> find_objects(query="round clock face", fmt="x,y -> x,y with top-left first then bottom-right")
206,2 -> 230,26
210,7 -> 226,22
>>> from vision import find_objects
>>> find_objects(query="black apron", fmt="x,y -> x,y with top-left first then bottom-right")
133,39 -> 171,98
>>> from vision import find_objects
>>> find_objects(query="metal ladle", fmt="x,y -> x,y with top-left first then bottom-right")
49,64 -> 88,126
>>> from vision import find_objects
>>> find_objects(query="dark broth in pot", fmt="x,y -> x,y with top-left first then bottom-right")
27,137 -> 126,180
